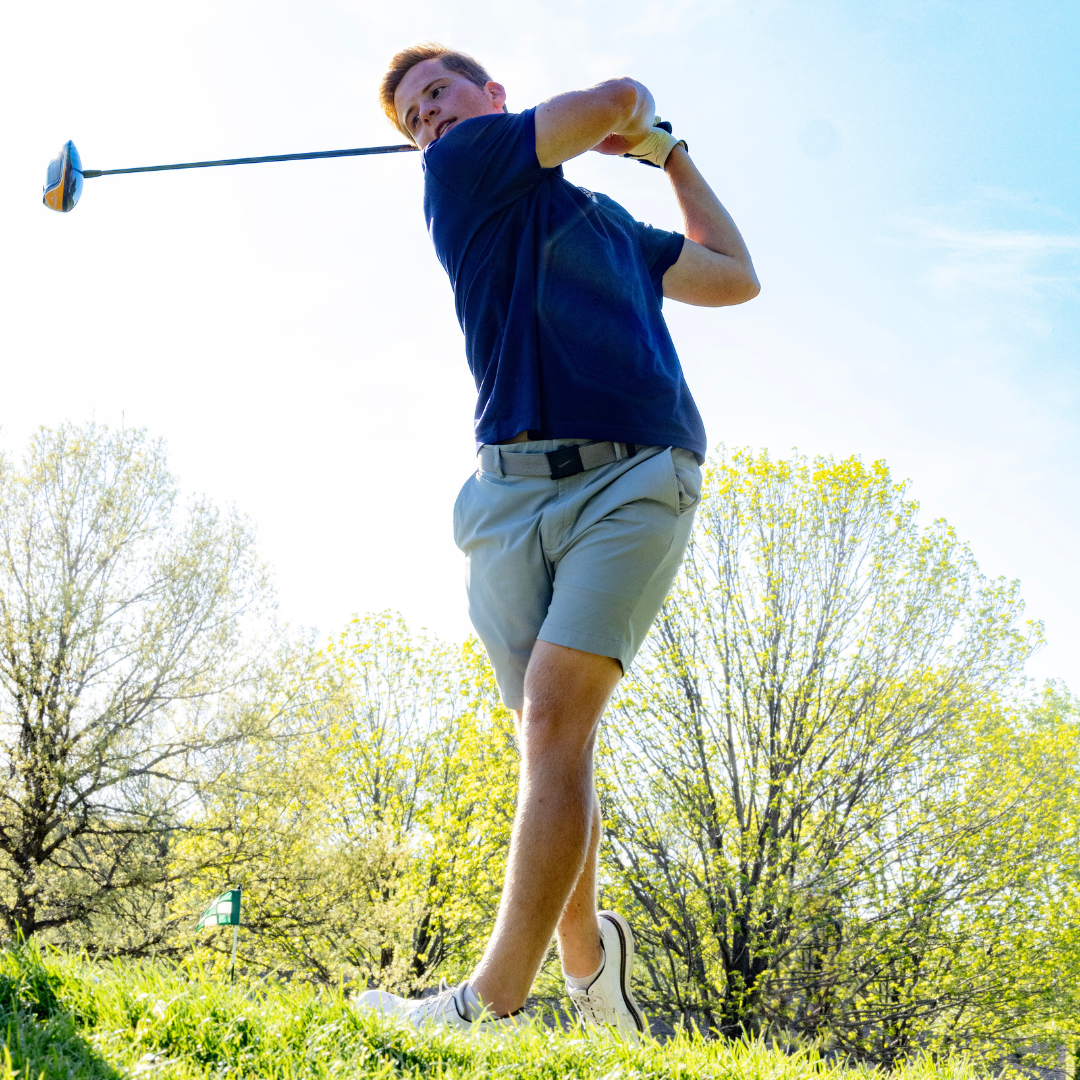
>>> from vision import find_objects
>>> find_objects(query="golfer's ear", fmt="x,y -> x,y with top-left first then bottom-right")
486,81 -> 507,110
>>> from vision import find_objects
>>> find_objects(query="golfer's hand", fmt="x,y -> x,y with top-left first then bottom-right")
623,119 -> 687,168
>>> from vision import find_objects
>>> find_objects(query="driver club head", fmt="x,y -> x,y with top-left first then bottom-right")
43,140 -> 83,212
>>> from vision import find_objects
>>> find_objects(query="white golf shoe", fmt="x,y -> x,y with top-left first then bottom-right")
356,979 -> 521,1034
565,910 -> 647,1041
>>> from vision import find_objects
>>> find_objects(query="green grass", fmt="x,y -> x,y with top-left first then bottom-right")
0,943 -> 981,1080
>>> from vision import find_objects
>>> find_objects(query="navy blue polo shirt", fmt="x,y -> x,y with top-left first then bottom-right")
422,107 -> 706,460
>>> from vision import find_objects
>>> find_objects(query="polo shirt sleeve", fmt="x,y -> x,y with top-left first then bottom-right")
423,108 -> 549,210
634,221 -> 685,299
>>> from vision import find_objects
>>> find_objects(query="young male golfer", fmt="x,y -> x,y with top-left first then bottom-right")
358,44 -> 759,1036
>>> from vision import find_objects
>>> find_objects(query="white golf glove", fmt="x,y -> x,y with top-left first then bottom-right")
624,117 -> 688,169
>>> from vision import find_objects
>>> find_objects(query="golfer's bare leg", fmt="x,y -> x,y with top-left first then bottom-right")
512,721 -> 605,979
557,791 -> 604,977
470,641 -> 619,1015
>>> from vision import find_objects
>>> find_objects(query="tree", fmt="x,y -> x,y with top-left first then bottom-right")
598,448 -> 1067,1060
0,423 -> 269,945
177,615 -> 519,990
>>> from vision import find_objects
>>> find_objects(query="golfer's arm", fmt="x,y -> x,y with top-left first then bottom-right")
534,79 -> 655,168
661,147 -> 760,307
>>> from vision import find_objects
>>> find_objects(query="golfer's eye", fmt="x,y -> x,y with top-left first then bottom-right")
432,85 -> 443,98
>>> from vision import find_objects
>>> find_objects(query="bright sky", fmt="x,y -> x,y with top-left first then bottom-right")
2,1 -> 1077,690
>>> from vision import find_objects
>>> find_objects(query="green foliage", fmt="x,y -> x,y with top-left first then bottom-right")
174,615 -> 519,992
599,448 -> 1077,1061
0,942 -> 987,1080
0,422 -> 271,950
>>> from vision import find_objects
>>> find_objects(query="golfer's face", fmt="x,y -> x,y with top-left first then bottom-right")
395,59 -> 503,149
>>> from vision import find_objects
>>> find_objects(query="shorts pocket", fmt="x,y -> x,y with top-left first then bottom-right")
452,473 -> 475,551
671,449 -> 702,515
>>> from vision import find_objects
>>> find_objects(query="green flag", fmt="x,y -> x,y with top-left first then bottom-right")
196,888 -> 241,929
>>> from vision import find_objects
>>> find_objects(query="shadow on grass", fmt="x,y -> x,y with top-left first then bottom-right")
0,943 -> 124,1080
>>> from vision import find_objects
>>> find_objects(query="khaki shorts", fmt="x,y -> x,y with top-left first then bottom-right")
453,439 -> 701,710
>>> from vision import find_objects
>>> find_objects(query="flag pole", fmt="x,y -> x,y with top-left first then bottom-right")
229,886 -> 242,984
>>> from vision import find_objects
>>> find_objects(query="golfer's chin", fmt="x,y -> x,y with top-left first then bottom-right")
424,113 -> 487,148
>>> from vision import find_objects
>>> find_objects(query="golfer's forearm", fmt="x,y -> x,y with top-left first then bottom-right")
569,77 -> 656,142
535,78 -> 656,168
665,147 -> 755,274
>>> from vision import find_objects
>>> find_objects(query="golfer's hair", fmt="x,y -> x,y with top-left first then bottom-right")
379,43 -> 494,141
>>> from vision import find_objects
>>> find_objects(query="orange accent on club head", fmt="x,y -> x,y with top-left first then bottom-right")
43,155 -> 68,211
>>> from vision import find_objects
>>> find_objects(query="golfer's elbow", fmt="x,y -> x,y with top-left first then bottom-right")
597,77 -> 647,126
663,242 -> 761,306
730,270 -> 761,305
699,267 -> 760,307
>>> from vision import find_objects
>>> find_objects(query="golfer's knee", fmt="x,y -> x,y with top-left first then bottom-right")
521,706 -> 597,760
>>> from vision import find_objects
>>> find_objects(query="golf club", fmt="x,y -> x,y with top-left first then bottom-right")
43,138 -> 419,213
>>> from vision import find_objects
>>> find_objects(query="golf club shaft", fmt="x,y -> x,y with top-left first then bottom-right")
82,143 -> 418,179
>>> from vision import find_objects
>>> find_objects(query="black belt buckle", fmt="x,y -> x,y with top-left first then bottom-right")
546,445 -> 585,479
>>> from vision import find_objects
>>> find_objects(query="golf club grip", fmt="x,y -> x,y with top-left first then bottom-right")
82,144 -> 419,178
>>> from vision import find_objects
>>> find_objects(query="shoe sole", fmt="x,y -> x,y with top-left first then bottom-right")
598,910 -> 645,1034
